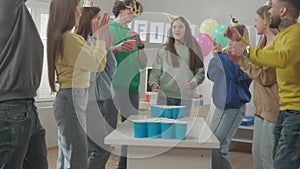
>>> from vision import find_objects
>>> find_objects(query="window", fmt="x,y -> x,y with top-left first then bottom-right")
39,13 -> 53,100
26,0 -> 55,101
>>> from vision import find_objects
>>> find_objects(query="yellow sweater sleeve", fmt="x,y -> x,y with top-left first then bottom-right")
248,25 -> 300,68
63,32 -> 107,72
240,24 -> 300,111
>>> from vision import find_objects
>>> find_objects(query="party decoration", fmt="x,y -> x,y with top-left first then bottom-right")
265,0 -> 272,5
163,24 -> 171,43
199,18 -> 218,36
163,12 -> 178,22
230,15 -> 239,26
212,24 -> 229,49
83,0 -> 94,7
196,33 -> 213,56
149,22 -> 164,43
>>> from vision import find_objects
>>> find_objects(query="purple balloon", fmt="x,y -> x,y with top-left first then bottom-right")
196,33 -> 213,57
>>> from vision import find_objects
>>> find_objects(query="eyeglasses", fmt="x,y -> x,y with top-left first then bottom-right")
125,6 -> 140,15
124,1 -> 141,15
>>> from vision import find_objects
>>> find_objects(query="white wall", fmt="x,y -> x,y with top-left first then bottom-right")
37,105 -> 58,147
95,0 -> 263,26
32,0 -> 268,147
34,0 -> 264,26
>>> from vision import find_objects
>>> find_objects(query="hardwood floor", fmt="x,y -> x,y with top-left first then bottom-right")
47,144 -> 254,169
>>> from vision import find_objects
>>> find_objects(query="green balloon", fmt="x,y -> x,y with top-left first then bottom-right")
212,24 -> 229,49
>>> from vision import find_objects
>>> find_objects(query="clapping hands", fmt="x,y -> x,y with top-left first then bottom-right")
92,12 -> 113,50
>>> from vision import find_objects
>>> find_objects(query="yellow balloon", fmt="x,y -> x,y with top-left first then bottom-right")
200,18 -> 218,36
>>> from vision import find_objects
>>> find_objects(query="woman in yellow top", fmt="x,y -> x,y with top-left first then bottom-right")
47,0 -> 109,168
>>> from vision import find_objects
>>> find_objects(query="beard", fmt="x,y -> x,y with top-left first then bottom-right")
269,15 -> 281,29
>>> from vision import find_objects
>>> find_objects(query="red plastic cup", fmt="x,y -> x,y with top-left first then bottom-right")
126,39 -> 136,51
145,94 -> 150,102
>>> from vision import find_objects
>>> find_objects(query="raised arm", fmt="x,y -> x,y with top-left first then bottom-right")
207,53 -> 223,82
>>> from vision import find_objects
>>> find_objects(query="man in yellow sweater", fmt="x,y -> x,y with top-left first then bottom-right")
225,0 -> 300,168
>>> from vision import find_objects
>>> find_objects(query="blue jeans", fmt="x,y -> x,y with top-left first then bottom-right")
86,98 -> 112,169
98,99 -> 118,134
54,89 -> 88,169
252,116 -> 275,169
156,95 -> 193,116
0,99 -> 48,169
87,137 -> 110,169
273,110 -> 300,169
113,87 -> 139,121
210,105 -> 245,169
113,87 -> 139,169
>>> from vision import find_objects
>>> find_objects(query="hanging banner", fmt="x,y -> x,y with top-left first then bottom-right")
149,22 -> 164,43
163,23 -> 171,43
133,20 -> 148,41
189,24 -> 196,36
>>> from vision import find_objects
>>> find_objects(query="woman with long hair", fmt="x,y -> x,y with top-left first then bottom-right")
149,16 -> 205,116
77,6 -> 117,169
47,0 -> 109,168
77,6 -> 101,41
236,5 -> 279,169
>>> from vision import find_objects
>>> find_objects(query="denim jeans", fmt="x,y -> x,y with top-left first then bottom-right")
87,137 -> 111,169
0,99 -> 48,169
86,98 -> 112,169
156,95 -> 193,116
54,88 -> 88,169
98,99 -> 118,134
273,110 -> 300,169
252,116 -> 275,169
113,87 -> 139,169
113,87 -> 139,121
210,105 -> 245,169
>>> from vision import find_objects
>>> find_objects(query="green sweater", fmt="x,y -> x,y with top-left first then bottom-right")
243,23 -> 300,111
108,21 -> 147,94
149,45 -> 205,99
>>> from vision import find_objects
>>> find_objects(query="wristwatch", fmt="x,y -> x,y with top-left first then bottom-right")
138,44 -> 145,50
243,45 -> 250,58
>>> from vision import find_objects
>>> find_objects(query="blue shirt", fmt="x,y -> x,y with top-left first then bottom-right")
207,52 -> 252,109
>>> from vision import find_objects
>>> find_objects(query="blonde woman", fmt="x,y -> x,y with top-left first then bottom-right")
235,5 -> 279,169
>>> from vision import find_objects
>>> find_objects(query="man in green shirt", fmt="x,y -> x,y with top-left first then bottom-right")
108,1 -> 147,169
225,0 -> 300,168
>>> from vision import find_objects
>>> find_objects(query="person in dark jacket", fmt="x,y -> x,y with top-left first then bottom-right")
207,24 -> 252,169
77,6 -> 116,169
0,0 -> 48,168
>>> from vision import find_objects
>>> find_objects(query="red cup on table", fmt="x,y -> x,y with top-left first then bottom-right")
126,39 -> 136,51
145,94 -> 150,102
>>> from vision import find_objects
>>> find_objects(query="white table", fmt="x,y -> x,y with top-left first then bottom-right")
105,115 -> 219,169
